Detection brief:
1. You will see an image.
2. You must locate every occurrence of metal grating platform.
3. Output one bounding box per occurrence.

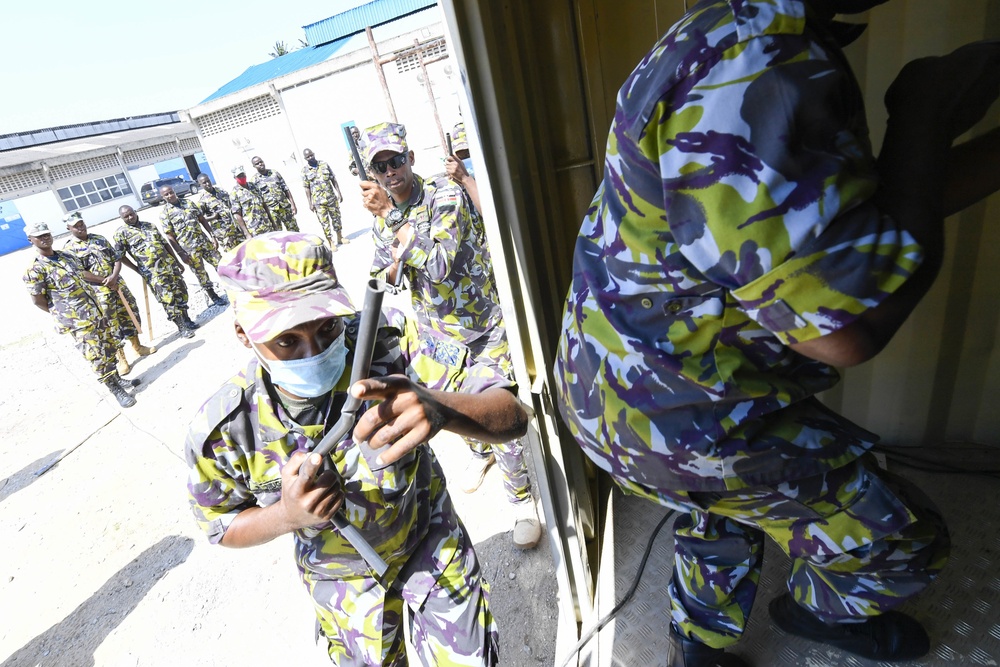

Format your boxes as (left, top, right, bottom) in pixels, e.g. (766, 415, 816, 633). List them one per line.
(587, 461, 1000, 667)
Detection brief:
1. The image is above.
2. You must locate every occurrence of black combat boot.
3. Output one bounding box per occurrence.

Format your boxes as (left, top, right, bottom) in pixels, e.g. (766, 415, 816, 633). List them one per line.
(182, 311, 200, 329)
(103, 376, 136, 408)
(114, 373, 141, 390)
(173, 317, 195, 338)
(769, 593, 929, 661)
(206, 287, 228, 307)
(667, 626, 749, 667)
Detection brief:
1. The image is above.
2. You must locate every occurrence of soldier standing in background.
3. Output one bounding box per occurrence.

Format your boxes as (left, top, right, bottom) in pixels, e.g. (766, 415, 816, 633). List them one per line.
(115, 204, 197, 339)
(251, 156, 298, 232)
(301, 147, 348, 250)
(62, 211, 155, 376)
(231, 165, 275, 237)
(23, 221, 139, 407)
(159, 184, 227, 308)
(195, 173, 248, 251)
(359, 122, 542, 550)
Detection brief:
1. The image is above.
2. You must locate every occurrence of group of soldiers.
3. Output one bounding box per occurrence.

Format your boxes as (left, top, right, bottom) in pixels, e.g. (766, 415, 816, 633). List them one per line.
(21, 148, 351, 408)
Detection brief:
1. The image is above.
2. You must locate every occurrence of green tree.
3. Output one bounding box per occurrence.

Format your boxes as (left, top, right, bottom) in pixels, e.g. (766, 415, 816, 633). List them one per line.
(269, 41, 290, 58)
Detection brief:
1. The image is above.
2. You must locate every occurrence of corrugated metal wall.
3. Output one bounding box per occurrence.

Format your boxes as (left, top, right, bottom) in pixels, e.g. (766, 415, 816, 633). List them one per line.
(818, 1, 1000, 447)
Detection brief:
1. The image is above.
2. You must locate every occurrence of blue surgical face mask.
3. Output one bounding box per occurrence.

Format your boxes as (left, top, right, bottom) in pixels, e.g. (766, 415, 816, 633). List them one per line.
(252, 329, 348, 398)
(461, 158, 475, 179)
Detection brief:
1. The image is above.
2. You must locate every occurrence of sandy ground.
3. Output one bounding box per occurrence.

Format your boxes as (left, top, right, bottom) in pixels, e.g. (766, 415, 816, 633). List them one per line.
(0, 199, 558, 666)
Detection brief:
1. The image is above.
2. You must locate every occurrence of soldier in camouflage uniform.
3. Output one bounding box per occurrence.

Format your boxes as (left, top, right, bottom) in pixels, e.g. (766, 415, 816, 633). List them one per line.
(195, 173, 249, 251)
(230, 165, 276, 237)
(63, 211, 155, 376)
(159, 184, 227, 308)
(301, 147, 348, 249)
(358, 122, 542, 550)
(554, 2, 1000, 665)
(185, 231, 528, 665)
(23, 221, 139, 408)
(251, 156, 298, 232)
(115, 204, 198, 339)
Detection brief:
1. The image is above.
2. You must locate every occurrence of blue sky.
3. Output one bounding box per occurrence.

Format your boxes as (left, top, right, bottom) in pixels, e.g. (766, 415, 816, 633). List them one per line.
(0, 0, 369, 135)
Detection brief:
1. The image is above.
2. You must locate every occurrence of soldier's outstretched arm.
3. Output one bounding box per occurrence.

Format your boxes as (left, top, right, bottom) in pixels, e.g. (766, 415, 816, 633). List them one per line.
(350, 375, 529, 466)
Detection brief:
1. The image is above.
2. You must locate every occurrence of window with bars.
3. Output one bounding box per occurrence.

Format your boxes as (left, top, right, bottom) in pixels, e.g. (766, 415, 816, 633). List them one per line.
(57, 173, 133, 212)
(195, 96, 282, 137)
(395, 40, 448, 73)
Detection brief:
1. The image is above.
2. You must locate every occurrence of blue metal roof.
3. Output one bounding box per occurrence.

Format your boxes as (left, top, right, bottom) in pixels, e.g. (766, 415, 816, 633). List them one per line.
(304, 0, 437, 46)
(199, 0, 440, 105)
(200, 37, 355, 103)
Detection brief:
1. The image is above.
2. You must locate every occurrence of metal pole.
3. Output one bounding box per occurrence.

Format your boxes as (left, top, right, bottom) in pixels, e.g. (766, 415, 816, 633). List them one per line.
(415, 39, 448, 155)
(367, 26, 397, 123)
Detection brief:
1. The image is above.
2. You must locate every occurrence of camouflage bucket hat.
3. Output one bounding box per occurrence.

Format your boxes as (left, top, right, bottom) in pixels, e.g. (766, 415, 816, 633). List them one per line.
(217, 232, 357, 343)
(359, 122, 407, 164)
(231, 165, 246, 176)
(24, 221, 51, 237)
(64, 211, 84, 225)
(452, 122, 469, 152)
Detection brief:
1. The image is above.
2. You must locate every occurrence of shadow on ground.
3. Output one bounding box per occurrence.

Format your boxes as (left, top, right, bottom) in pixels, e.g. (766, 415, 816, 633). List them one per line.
(1, 535, 195, 667)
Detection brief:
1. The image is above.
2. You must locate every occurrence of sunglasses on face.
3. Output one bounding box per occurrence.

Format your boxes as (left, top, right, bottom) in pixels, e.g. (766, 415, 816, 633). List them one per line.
(371, 154, 408, 174)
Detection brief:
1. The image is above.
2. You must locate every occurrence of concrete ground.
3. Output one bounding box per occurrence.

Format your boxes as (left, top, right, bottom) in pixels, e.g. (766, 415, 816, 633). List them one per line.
(0, 197, 557, 666)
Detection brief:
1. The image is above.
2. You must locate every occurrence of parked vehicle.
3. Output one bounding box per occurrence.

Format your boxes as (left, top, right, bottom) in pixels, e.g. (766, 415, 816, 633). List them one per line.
(140, 176, 198, 206)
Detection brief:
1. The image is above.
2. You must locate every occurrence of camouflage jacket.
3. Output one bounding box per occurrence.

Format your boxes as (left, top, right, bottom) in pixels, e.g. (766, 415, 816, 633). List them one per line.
(370, 173, 504, 345)
(196, 188, 245, 249)
(185, 309, 512, 578)
(113, 220, 182, 282)
(160, 199, 215, 255)
(301, 161, 339, 206)
(230, 183, 274, 236)
(62, 234, 120, 279)
(251, 168, 291, 208)
(23, 251, 102, 334)
(554, 0, 923, 495)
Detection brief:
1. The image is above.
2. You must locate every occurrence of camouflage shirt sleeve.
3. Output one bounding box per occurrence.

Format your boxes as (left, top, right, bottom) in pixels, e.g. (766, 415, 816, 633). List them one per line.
(23, 262, 46, 298)
(185, 379, 257, 545)
(651, 27, 922, 345)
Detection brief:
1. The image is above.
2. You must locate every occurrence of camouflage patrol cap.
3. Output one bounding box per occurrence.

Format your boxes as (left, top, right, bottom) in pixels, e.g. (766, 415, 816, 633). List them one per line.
(64, 211, 84, 226)
(24, 221, 51, 237)
(359, 122, 407, 164)
(231, 165, 246, 176)
(217, 231, 357, 343)
(452, 122, 469, 152)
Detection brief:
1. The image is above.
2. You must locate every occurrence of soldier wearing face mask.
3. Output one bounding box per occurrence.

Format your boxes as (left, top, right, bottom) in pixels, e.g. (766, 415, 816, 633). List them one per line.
(185, 231, 528, 666)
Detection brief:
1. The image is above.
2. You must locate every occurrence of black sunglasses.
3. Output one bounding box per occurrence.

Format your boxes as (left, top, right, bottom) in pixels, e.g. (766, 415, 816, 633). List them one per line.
(371, 154, 408, 174)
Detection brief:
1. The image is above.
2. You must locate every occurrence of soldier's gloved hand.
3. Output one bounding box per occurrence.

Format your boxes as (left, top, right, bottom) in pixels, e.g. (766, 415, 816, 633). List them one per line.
(280, 450, 344, 529)
(360, 181, 393, 218)
(351, 375, 449, 466)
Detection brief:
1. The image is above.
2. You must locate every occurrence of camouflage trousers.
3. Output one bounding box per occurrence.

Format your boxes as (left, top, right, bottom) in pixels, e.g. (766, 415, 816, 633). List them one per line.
(407, 320, 531, 505)
(269, 201, 298, 232)
(69, 321, 117, 380)
(306, 481, 499, 666)
(183, 246, 221, 293)
(94, 282, 139, 343)
(146, 268, 189, 321)
(315, 201, 343, 243)
(464, 326, 530, 504)
(652, 458, 950, 649)
(213, 222, 247, 252)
